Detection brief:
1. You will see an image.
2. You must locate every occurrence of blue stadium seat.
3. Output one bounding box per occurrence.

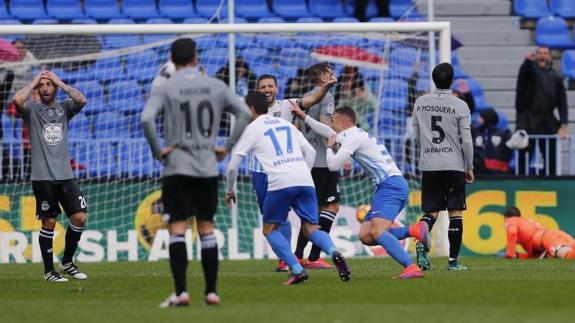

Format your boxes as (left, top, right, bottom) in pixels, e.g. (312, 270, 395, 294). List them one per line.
(309, 0, 346, 19)
(122, 0, 161, 20)
(369, 17, 395, 22)
(236, 0, 273, 19)
(119, 140, 154, 178)
(183, 17, 209, 23)
(220, 17, 248, 23)
(0, 1, 11, 18)
(0, 19, 22, 25)
(84, 0, 124, 20)
(107, 80, 144, 114)
(200, 47, 229, 70)
(272, 0, 314, 19)
(72, 80, 107, 114)
(143, 18, 175, 44)
(10, 0, 50, 20)
(46, 0, 86, 20)
(296, 17, 324, 23)
(104, 18, 142, 49)
(497, 111, 508, 130)
(333, 17, 360, 23)
(32, 18, 59, 24)
(514, 0, 551, 19)
(551, 0, 575, 19)
(389, 47, 419, 78)
(196, 0, 230, 18)
(561, 50, 575, 79)
(71, 18, 98, 24)
(346, 0, 378, 19)
(159, 0, 199, 19)
(68, 113, 93, 139)
(390, 0, 414, 19)
(125, 49, 160, 82)
(535, 16, 575, 49)
(90, 56, 125, 81)
(257, 17, 286, 23)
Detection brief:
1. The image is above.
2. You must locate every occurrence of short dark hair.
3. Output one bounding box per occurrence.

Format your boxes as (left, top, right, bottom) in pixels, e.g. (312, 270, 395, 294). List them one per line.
(503, 206, 521, 218)
(257, 74, 277, 87)
(170, 38, 197, 66)
(432, 62, 454, 89)
(245, 91, 268, 115)
(307, 62, 332, 83)
(334, 106, 356, 124)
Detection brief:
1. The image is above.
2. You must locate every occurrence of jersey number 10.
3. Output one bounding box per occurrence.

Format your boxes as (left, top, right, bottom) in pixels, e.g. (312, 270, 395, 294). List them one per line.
(264, 126, 293, 156)
(180, 100, 214, 138)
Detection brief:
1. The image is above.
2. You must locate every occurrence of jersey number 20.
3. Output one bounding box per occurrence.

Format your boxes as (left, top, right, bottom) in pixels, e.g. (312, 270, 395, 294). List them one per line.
(264, 126, 293, 156)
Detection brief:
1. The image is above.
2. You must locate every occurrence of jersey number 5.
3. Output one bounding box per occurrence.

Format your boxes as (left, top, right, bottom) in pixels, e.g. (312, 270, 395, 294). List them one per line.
(180, 100, 214, 138)
(264, 126, 293, 156)
(431, 115, 446, 144)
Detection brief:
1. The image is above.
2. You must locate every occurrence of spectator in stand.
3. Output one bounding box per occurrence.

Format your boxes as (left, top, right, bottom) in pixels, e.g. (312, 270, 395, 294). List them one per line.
(10, 39, 37, 96)
(453, 79, 476, 115)
(215, 58, 257, 97)
(472, 108, 513, 175)
(355, 0, 390, 22)
(515, 46, 568, 176)
(284, 68, 312, 100)
(334, 66, 376, 131)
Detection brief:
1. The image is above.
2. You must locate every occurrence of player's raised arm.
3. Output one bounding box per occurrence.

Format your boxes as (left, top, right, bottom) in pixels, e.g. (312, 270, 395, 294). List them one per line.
(12, 71, 43, 115)
(44, 71, 87, 111)
(141, 84, 166, 160)
(299, 63, 337, 110)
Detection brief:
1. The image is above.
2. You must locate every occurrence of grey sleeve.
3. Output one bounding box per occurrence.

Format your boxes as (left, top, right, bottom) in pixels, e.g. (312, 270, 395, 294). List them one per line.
(223, 88, 251, 152)
(319, 93, 335, 118)
(459, 108, 474, 170)
(412, 113, 420, 141)
(141, 86, 165, 159)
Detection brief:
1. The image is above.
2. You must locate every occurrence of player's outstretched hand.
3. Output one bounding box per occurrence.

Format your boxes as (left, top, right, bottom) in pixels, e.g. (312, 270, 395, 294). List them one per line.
(465, 169, 475, 184)
(225, 191, 236, 208)
(214, 147, 227, 161)
(288, 100, 306, 120)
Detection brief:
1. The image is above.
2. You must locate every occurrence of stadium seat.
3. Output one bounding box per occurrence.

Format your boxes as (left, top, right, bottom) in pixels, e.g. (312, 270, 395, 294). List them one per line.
(257, 17, 286, 23)
(91, 56, 125, 81)
(551, 0, 575, 19)
(346, 0, 378, 19)
(535, 16, 575, 49)
(107, 80, 144, 114)
(73, 80, 104, 101)
(0, 1, 11, 19)
(333, 17, 360, 23)
(369, 17, 395, 22)
(514, 0, 551, 19)
(389, 47, 419, 78)
(104, 18, 142, 49)
(183, 17, 209, 24)
(236, 0, 273, 19)
(220, 17, 248, 24)
(46, 0, 87, 20)
(71, 18, 98, 24)
(32, 18, 59, 24)
(125, 49, 160, 82)
(68, 113, 93, 139)
(196, 0, 230, 18)
(272, 0, 314, 19)
(143, 18, 175, 44)
(561, 50, 575, 79)
(159, 0, 200, 19)
(390, 0, 414, 19)
(10, 0, 51, 20)
(119, 140, 154, 177)
(0, 19, 22, 25)
(84, 0, 124, 20)
(122, 0, 161, 20)
(296, 17, 324, 23)
(309, 0, 347, 19)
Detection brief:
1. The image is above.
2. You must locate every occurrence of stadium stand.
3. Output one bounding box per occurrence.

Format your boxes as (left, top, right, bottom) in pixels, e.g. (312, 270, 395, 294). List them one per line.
(46, 0, 87, 20)
(84, 0, 124, 20)
(309, 0, 347, 19)
(236, 0, 274, 19)
(196, 0, 229, 18)
(513, 0, 551, 19)
(562, 50, 575, 79)
(9, 0, 50, 20)
(535, 16, 575, 49)
(122, 0, 161, 20)
(272, 0, 314, 19)
(159, 0, 200, 19)
(551, 0, 575, 19)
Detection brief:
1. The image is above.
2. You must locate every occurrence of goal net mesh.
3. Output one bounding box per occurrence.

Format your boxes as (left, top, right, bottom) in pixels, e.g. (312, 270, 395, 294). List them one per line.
(0, 27, 444, 263)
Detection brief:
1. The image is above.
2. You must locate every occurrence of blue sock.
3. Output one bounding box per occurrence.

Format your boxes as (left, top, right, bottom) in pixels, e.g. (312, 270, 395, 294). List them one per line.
(266, 230, 303, 274)
(376, 231, 413, 267)
(388, 227, 409, 240)
(279, 221, 292, 244)
(309, 230, 337, 257)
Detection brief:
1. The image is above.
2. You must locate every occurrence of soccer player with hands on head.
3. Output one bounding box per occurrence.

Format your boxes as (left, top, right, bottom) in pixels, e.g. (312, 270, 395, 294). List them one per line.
(291, 103, 429, 279)
(13, 69, 88, 282)
(225, 91, 351, 285)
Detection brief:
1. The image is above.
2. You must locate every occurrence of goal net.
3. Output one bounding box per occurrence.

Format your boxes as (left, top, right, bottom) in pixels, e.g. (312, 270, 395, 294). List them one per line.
(0, 22, 451, 264)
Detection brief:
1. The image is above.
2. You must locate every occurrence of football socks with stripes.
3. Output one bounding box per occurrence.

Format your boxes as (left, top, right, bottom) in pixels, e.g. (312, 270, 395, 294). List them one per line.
(420, 213, 437, 232)
(62, 223, 84, 265)
(266, 230, 304, 274)
(308, 210, 336, 262)
(376, 231, 413, 268)
(39, 228, 55, 274)
(200, 233, 219, 295)
(294, 229, 308, 260)
(448, 216, 463, 262)
(169, 235, 188, 296)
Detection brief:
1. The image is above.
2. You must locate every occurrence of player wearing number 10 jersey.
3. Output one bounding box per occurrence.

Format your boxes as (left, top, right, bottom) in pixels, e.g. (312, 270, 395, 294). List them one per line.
(142, 38, 251, 307)
(412, 62, 474, 271)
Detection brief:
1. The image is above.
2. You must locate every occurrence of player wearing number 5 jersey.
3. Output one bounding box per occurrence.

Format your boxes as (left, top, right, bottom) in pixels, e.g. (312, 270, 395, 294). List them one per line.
(412, 62, 474, 271)
(13, 70, 88, 283)
(142, 38, 251, 307)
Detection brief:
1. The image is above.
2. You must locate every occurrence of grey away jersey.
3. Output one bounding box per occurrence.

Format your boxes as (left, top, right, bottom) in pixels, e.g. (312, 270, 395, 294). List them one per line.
(21, 99, 83, 181)
(297, 87, 334, 168)
(141, 67, 251, 178)
(413, 89, 473, 172)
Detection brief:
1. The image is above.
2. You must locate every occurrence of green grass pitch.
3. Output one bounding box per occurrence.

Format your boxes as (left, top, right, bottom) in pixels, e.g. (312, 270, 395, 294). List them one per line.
(1, 257, 574, 323)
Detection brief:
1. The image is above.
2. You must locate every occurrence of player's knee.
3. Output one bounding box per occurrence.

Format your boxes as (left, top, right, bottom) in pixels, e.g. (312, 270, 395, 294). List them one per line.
(42, 218, 57, 230)
(262, 223, 279, 236)
(302, 222, 318, 238)
(359, 231, 373, 245)
(197, 220, 215, 236)
(70, 212, 87, 227)
(369, 226, 385, 241)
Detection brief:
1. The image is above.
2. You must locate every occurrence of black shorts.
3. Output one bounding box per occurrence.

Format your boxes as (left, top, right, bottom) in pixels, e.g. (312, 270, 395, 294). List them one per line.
(311, 168, 340, 206)
(421, 171, 467, 213)
(162, 175, 218, 223)
(32, 180, 87, 219)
